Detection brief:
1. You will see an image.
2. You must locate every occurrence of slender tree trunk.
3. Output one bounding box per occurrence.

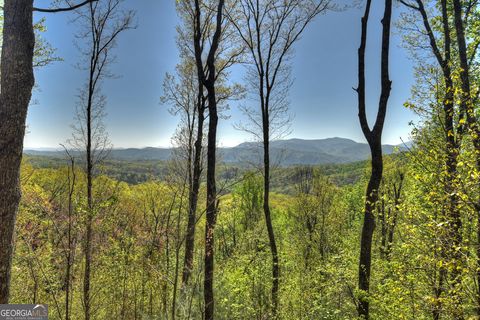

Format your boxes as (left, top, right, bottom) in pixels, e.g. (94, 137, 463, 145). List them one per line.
(262, 129, 279, 314)
(173, 184, 186, 320)
(172, 245, 181, 320)
(66, 222, 72, 319)
(83, 47, 95, 320)
(385, 176, 403, 260)
(204, 93, 218, 320)
(476, 202, 480, 318)
(66, 157, 76, 320)
(379, 198, 387, 258)
(356, 0, 392, 318)
(182, 99, 205, 286)
(356, 0, 373, 315)
(358, 143, 383, 318)
(27, 259, 38, 304)
(0, 0, 35, 304)
(120, 253, 129, 320)
(191, 0, 224, 317)
(83, 145, 93, 320)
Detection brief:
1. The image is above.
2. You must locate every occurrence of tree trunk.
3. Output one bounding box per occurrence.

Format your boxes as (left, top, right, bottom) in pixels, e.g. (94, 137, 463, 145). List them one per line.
(83, 43, 95, 320)
(263, 129, 279, 314)
(477, 203, 480, 318)
(356, 0, 392, 318)
(0, 0, 35, 304)
(191, 1, 224, 317)
(66, 156, 76, 320)
(379, 198, 387, 258)
(358, 142, 383, 318)
(385, 175, 403, 260)
(204, 88, 218, 320)
(182, 98, 205, 286)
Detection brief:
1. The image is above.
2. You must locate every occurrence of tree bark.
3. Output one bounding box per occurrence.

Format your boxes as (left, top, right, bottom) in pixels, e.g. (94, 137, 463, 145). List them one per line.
(182, 95, 205, 286)
(83, 37, 95, 320)
(66, 155, 76, 320)
(203, 96, 218, 320)
(0, 0, 35, 304)
(262, 118, 279, 314)
(191, 0, 225, 318)
(356, 0, 392, 318)
(358, 143, 383, 318)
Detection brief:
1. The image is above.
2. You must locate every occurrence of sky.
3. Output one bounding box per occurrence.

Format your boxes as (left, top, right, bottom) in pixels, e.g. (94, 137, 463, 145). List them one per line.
(25, 0, 418, 149)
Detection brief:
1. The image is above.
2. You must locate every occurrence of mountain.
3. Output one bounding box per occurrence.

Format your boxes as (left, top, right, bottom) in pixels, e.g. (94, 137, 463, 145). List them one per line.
(24, 137, 406, 165)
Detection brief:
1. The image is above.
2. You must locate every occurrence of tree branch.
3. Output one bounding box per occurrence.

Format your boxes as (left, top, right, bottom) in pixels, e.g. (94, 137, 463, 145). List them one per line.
(33, 0, 98, 13)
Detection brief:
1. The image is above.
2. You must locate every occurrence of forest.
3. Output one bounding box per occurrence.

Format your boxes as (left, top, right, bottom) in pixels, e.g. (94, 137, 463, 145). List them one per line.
(1, 0, 480, 319)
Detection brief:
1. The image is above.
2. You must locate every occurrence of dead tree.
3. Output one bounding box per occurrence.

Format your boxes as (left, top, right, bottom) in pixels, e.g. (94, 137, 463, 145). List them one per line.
(355, 0, 392, 318)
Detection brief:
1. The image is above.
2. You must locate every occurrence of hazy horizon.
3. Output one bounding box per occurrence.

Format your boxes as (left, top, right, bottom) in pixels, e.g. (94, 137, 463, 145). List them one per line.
(23, 136, 412, 151)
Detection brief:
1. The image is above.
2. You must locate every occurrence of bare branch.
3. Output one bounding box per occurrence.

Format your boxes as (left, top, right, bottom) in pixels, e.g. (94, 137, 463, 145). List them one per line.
(33, 0, 99, 13)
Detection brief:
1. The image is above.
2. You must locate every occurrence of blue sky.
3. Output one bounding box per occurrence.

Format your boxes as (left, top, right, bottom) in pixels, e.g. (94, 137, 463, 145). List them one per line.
(25, 1, 417, 149)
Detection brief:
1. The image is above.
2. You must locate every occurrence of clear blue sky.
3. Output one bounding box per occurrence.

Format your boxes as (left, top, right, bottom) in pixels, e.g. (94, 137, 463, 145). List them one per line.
(25, 1, 417, 149)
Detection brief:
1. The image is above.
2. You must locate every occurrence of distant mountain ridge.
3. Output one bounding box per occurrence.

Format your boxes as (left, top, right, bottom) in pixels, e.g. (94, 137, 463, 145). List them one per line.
(24, 137, 407, 165)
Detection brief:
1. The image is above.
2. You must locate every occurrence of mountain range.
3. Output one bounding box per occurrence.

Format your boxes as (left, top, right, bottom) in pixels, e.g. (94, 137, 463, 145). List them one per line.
(25, 137, 408, 166)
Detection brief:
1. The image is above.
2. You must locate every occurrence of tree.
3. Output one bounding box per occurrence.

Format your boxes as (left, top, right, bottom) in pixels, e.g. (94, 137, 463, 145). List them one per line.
(355, 0, 392, 318)
(165, 62, 206, 288)
(68, 1, 134, 318)
(0, 0, 98, 304)
(378, 170, 404, 261)
(451, 1, 480, 315)
(227, 0, 331, 313)
(188, 0, 227, 318)
(399, 0, 480, 316)
(174, 0, 243, 291)
(62, 147, 77, 320)
(293, 167, 336, 266)
(162, 60, 206, 318)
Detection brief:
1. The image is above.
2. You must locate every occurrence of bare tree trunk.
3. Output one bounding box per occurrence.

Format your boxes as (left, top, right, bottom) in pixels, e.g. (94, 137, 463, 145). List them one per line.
(358, 143, 383, 318)
(83, 49, 95, 320)
(183, 97, 205, 286)
(27, 259, 38, 304)
(385, 175, 403, 260)
(204, 93, 218, 320)
(356, 0, 392, 318)
(262, 130, 279, 314)
(66, 155, 76, 320)
(191, 0, 225, 318)
(173, 183, 187, 320)
(76, 3, 132, 317)
(0, 0, 35, 304)
(172, 245, 181, 320)
(379, 198, 387, 258)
